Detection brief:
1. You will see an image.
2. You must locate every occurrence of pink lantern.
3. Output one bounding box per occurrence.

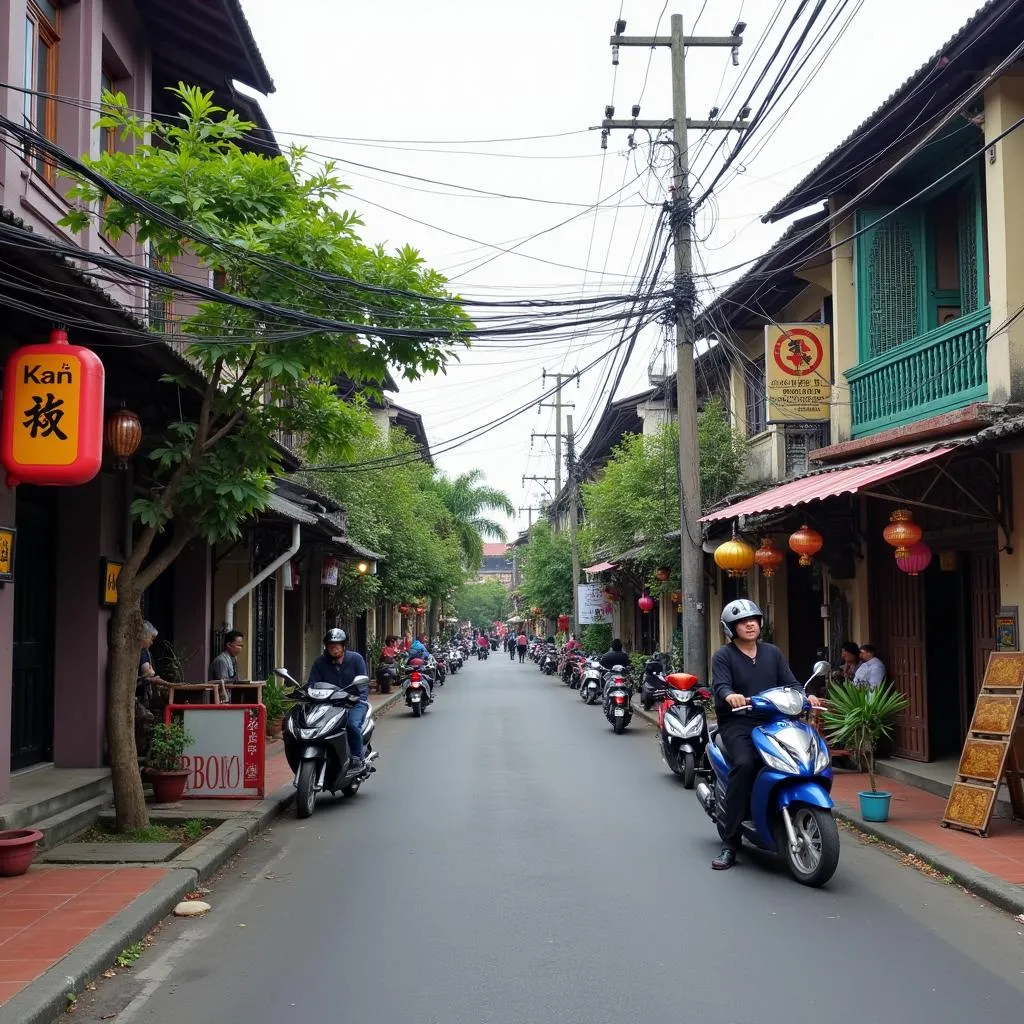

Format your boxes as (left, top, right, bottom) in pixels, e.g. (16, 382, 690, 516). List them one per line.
(896, 541, 933, 576)
(638, 592, 655, 614)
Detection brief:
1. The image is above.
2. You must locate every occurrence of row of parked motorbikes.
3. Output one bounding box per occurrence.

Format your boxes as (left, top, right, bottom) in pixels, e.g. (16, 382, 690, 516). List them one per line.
(531, 638, 840, 888)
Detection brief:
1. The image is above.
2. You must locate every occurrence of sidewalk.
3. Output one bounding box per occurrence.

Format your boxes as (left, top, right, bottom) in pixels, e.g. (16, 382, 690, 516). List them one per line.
(631, 700, 1024, 915)
(0, 688, 403, 1024)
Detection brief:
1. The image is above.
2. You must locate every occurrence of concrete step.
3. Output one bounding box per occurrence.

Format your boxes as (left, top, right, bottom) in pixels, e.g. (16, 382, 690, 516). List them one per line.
(32, 794, 112, 850)
(0, 768, 112, 831)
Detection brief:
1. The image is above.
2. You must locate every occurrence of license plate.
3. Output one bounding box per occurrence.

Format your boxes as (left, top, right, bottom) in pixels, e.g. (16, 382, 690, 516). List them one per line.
(614, 708, 625, 717)
(410, 693, 421, 701)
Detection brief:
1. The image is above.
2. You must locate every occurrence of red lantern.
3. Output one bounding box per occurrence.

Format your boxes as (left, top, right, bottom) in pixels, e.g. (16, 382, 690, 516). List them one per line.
(416, 605, 426, 615)
(882, 509, 923, 559)
(399, 604, 410, 615)
(788, 524, 823, 567)
(638, 592, 655, 614)
(557, 614, 570, 632)
(655, 567, 671, 582)
(754, 538, 784, 578)
(1, 328, 105, 487)
(896, 541, 933, 576)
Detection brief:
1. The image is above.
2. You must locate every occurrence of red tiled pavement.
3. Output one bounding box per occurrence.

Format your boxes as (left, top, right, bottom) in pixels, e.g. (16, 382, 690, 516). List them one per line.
(831, 771, 1024, 884)
(0, 866, 166, 1003)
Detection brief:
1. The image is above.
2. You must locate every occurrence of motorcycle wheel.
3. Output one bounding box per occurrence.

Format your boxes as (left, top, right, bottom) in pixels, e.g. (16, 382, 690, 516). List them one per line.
(296, 760, 317, 819)
(586, 691, 598, 705)
(681, 752, 696, 790)
(776, 806, 840, 888)
(662, 738, 684, 777)
(613, 715, 626, 734)
(412, 702, 423, 718)
(342, 779, 361, 797)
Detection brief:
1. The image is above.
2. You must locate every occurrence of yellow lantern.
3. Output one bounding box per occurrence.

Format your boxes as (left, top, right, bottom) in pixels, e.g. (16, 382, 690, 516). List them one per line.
(882, 508, 923, 559)
(714, 538, 755, 578)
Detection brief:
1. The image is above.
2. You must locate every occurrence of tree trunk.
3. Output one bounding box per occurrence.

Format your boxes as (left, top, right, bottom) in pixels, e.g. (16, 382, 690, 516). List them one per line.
(108, 572, 149, 831)
(428, 598, 440, 640)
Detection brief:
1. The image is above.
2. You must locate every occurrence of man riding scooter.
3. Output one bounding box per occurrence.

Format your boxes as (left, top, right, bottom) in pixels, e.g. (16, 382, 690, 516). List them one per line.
(308, 628, 370, 771)
(710, 599, 821, 871)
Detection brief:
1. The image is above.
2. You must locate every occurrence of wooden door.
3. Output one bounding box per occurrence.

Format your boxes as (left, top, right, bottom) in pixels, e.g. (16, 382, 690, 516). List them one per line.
(970, 550, 999, 697)
(873, 541, 928, 760)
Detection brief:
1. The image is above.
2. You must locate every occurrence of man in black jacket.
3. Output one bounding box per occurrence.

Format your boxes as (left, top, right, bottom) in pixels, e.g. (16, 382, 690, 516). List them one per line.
(598, 638, 629, 670)
(710, 599, 820, 871)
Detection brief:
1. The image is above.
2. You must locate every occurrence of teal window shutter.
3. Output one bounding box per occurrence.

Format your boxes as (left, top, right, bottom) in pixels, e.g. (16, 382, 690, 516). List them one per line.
(855, 208, 921, 358)
(957, 175, 981, 314)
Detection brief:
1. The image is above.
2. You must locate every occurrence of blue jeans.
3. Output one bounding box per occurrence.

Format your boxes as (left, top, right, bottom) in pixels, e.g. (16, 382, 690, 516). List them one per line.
(347, 700, 368, 763)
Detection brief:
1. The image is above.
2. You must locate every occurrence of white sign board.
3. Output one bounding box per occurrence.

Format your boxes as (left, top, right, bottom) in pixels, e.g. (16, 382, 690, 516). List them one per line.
(578, 583, 613, 625)
(172, 706, 265, 798)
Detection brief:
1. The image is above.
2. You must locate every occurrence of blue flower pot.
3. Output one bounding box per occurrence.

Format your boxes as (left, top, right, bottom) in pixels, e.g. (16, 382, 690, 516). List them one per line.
(858, 790, 892, 822)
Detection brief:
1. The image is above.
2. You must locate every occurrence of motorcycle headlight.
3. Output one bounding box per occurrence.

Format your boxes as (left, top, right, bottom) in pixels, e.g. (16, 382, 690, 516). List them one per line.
(813, 736, 831, 774)
(680, 715, 704, 739)
(760, 735, 799, 773)
(670, 689, 693, 703)
(307, 687, 334, 700)
(297, 727, 319, 740)
(663, 714, 686, 738)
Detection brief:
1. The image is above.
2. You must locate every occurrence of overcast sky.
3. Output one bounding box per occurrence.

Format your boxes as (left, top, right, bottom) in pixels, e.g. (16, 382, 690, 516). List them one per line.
(239, 0, 980, 539)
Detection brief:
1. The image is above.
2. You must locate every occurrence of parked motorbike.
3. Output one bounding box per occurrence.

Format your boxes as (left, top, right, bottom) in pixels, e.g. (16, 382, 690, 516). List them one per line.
(695, 661, 839, 887)
(580, 659, 604, 704)
(274, 668, 378, 820)
(542, 646, 558, 676)
(602, 666, 633, 733)
(639, 658, 667, 711)
(657, 672, 711, 788)
(448, 647, 462, 673)
(433, 649, 448, 686)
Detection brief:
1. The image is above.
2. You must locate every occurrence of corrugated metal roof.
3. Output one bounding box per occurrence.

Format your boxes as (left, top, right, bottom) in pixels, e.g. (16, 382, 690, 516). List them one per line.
(700, 447, 954, 522)
(764, 0, 1009, 223)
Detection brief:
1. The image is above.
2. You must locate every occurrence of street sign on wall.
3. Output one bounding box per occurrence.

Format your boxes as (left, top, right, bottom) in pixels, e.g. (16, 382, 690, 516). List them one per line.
(165, 705, 266, 798)
(764, 324, 832, 422)
(578, 583, 613, 624)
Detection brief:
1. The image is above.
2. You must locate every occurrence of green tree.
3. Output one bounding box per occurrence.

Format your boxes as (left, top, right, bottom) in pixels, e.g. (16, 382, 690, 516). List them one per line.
(520, 520, 573, 616)
(61, 86, 469, 830)
(452, 579, 510, 627)
(698, 396, 748, 509)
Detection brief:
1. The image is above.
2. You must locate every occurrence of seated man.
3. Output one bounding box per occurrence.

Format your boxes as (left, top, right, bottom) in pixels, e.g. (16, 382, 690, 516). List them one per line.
(208, 629, 244, 704)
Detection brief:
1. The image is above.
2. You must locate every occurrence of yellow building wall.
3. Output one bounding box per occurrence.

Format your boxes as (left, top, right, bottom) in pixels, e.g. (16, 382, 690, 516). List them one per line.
(211, 552, 253, 680)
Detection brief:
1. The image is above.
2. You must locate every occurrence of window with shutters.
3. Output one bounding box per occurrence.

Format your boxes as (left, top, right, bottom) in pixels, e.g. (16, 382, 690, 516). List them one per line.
(744, 356, 766, 438)
(857, 210, 921, 359)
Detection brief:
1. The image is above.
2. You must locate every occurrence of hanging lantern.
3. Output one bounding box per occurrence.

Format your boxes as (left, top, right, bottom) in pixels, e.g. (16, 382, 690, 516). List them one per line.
(714, 538, 755, 578)
(638, 591, 655, 613)
(896, 541, 933, 576)
(669, 590, 681, 603)
(655, 567, 671, 582)
(399, 604, 410, 615)
(788, 524, 823, 567)
(321, 555, 339, 586)
(104, 406, 142, 470)
(557, 614, 570, 632)
(754, 537, 784, 578)
(882, 508, 923, 559)
(531, 606, 543, 616)
(1, 328, 105, 487)
(416, 605, 426, 615)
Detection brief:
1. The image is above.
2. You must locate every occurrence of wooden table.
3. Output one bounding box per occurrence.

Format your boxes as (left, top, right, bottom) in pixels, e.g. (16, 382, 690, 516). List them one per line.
(166, 683, 217, 705)
(224, 682, 264, 705)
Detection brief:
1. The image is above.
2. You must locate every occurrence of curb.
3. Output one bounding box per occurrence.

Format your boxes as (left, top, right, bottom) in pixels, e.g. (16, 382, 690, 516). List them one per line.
(2, 689, 407, 1024)
(832, 803, 1024, 917)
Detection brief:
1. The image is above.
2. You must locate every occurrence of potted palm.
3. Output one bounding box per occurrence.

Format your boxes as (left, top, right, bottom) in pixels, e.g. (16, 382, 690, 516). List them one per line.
(146, 720, 194, 803)
(262, 677, 293, 740)
(822, 681, 909, 822)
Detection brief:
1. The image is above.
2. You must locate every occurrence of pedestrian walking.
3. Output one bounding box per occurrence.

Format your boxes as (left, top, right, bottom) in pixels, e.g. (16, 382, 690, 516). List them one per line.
(516, 629, 528, 663)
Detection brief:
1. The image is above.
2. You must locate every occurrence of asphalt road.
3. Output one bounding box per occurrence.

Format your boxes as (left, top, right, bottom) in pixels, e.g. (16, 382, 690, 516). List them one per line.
(73, 653, 1024, 1024)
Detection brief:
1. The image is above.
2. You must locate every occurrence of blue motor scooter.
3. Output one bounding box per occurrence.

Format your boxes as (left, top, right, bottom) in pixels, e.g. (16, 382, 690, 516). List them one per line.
(696, 661, 839, 887)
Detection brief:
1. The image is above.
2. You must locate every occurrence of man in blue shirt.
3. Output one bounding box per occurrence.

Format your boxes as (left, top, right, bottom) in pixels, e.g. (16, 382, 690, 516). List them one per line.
(408, 636, 428, 660)
(308, 628, 369, 769)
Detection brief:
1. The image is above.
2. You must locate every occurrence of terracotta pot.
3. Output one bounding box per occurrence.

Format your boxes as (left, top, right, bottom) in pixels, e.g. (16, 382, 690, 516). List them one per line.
(147, 769, 190, 804)
(266, 719, 283, 741)
(0, 828, 44, 877)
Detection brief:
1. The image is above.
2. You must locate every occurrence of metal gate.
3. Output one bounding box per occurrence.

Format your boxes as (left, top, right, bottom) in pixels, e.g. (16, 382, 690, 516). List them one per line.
(251, 574, 276, 682)
(11, 490, 56, 769)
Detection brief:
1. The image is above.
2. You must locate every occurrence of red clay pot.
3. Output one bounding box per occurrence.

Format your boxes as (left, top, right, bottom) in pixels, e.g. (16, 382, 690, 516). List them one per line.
(147, 769, 190, 804)
(0, 828, 44, 876)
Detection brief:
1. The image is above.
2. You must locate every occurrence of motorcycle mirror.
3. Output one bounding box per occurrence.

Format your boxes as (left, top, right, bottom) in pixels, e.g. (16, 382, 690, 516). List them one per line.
(272, 667, 299, 687)
(352, 675, 370, 689)
(811, 660, 830, 679)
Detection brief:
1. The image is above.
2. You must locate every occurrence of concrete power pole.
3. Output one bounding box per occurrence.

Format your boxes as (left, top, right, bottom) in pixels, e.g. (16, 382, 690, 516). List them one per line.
(566, 415, 581, 634)
(603, 13, 746, 679)
(540, 370, 575, 498)
(518, 505, 544, 529)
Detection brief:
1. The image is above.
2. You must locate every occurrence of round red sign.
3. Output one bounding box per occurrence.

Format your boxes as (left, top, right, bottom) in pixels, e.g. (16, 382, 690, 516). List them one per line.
(772, 328, 824, 378)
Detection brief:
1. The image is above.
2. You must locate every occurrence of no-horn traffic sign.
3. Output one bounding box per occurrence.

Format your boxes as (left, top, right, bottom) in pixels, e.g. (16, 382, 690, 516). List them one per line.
(764, 324, 832, 422)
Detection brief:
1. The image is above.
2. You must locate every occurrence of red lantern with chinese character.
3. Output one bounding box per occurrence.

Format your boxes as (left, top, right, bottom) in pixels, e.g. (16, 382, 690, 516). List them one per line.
(714, 538, 755, 578)
(882, 508, 923, 559)
(1, 328, 105, 487)
(557, 614, 570, 632)
(754, 538, 784, 578)
(638, 592, 655, 613)
(788, 524, 823, 567)
(655, 567, 670, 582)
(105, 406, 142, 470)
(896, 541, 932, 576)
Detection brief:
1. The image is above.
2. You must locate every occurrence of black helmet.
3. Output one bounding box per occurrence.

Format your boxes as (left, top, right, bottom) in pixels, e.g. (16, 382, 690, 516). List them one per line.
(324, 628, 348, 646)
(720, 599, 763, 640)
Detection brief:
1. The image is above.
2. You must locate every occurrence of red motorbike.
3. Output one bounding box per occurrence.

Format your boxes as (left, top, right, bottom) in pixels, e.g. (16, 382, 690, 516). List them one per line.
(657, 672, 712, 789)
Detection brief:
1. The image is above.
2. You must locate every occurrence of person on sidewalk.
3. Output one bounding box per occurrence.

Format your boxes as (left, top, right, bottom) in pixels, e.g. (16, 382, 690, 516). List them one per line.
(507, 632, 518, 661)
(710, 599, 821, 871)
(838, 642, 860, 682)
(854, 643, 887, 688)
(517, 630, 528, 663)
(308, 628, 369, 770)
(209, 629, 244, 704)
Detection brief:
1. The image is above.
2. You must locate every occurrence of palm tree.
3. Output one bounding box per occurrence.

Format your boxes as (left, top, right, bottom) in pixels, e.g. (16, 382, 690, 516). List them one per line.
(431, 470, 514, 571)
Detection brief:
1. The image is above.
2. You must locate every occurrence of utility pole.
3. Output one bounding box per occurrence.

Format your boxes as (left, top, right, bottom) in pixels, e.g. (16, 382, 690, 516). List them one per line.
(518, 505, 543, 529)
(522, 475, 556, 505)
(540, 370, 575, 496)
(604, 13, 746, 680)
(566, 415, 581, 635)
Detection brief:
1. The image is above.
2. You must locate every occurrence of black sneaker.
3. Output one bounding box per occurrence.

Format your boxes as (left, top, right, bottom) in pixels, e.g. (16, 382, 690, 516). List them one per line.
(711, 847, 738, 870)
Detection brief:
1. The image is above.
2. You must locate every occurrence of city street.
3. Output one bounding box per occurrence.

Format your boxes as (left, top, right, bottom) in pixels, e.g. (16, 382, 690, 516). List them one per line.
(74, 655, 1024, 1024)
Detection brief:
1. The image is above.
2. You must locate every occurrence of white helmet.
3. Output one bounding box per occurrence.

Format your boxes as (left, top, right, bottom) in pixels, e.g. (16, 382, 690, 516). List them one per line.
(721, 599, 763, 640)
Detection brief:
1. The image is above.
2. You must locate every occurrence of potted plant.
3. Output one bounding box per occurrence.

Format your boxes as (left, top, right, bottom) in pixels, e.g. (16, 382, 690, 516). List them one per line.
(0, 828, 44, 876)
(146, 720, 194, 803)
(822, 681, 909, 822)
(262, 677, 293, 739)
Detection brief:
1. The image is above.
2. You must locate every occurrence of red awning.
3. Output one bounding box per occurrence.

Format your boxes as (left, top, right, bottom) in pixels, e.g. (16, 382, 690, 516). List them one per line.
(700, 447, 954, 523)
(584, 560, 616, 573)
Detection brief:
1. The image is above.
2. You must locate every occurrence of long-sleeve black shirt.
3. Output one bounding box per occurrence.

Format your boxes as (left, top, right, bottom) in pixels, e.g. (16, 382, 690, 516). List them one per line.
(711, 641, 799, 718)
